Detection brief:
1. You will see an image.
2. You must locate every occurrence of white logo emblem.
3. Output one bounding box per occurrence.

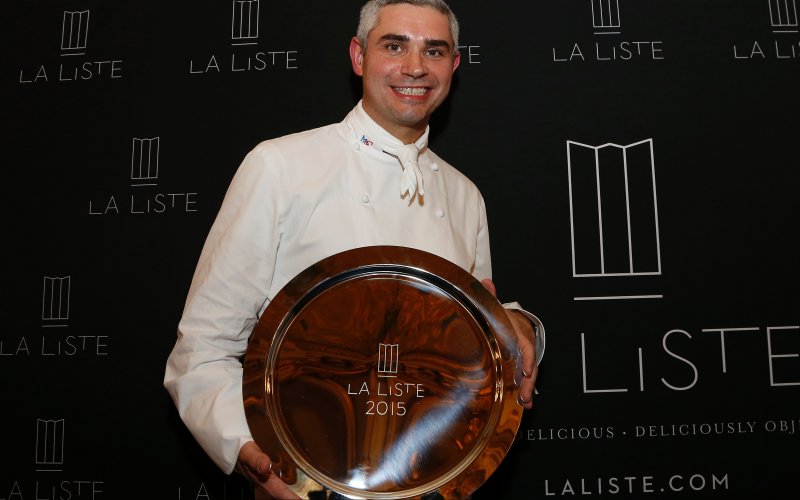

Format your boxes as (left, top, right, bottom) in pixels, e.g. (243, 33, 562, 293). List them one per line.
(591, 0, 621, 34)
(769, 0, 799, 32)
(42, 276, 71, 324)
(567, 139, 662, 279)
(377, 343, 400, 377)
(232, 0, 260, 44)
(61, 10, 90, 54)
(36, 418, 66, 471)
(131, 137, 160, 186)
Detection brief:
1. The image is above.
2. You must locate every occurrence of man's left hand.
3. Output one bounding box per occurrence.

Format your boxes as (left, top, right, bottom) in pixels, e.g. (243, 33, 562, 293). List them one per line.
(481, 279, 538, 410)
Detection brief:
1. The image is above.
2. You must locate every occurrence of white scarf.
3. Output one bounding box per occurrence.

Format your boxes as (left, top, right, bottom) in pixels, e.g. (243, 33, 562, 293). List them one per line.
(351, 101, 429, 199)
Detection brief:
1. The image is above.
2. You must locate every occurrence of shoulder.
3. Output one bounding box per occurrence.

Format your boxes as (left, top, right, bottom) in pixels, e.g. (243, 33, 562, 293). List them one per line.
(233, 121, 349, 182)
(250, 121, 347, 161)
(231, 121, 352, 194)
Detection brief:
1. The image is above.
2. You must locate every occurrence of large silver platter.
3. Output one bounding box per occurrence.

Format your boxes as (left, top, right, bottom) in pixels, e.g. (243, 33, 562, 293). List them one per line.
(243, 246, 522, 499)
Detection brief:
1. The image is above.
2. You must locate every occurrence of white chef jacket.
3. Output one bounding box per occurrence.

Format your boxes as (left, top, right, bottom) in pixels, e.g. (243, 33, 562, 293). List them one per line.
(164, 102, 543, 474)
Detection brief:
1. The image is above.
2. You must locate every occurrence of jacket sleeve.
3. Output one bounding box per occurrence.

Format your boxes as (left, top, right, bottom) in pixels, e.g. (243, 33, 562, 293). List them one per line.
(164, 144, 282, 473)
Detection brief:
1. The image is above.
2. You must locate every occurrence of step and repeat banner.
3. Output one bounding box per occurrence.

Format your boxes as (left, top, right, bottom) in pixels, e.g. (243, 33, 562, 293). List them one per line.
(3, 1, 798, 498)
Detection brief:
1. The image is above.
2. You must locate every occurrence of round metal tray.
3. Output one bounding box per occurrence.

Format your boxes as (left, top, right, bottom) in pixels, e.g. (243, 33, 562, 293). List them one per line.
(243, 246, 522, 499)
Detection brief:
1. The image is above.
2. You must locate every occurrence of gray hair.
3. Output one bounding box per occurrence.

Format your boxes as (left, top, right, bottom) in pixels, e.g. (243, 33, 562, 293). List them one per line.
(356, 0, 460, 56)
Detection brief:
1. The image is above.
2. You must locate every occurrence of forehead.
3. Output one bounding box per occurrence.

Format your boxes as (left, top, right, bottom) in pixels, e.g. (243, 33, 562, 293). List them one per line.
(370, 4, 453, 44)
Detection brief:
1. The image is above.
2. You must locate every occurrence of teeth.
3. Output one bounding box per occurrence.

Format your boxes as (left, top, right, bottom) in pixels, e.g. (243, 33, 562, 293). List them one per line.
(396, 87, 428, 96)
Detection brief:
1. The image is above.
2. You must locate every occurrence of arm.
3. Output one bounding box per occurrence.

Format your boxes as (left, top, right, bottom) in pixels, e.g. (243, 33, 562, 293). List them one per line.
(164, 146, 297, 499)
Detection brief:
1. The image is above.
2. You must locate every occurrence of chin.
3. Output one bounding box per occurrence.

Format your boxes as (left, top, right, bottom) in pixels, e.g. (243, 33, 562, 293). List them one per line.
(392, 108, 432, 126)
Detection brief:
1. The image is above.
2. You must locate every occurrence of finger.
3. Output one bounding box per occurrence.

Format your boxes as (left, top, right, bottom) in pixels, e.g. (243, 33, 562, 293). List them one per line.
(506, 311, 537, 409)
(237, 442, 272, 483)
(518, 331, 536, 382)
(509, 312, 536, 380)
(516, 325, 537, 408)
(516, 342, 537, 409)
(517, 361, 538, 409)
(480, 278, 497, 298)
(239, 443, 300, 499)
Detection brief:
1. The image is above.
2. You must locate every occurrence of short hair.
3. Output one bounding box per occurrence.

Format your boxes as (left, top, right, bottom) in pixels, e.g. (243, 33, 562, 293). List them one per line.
(356, 0, 460, 55)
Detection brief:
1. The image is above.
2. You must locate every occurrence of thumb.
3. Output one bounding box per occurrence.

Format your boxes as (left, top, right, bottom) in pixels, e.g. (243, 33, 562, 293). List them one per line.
(255, 454, 270, 476)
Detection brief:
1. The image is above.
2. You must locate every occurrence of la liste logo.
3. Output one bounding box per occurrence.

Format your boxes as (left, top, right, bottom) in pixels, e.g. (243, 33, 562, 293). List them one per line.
(769, 0, 799, 33)
(567, 139, 663, 302)
(591, 0, 622, 34)
(35, 419, 66, 472)
(42, 276, 71, 327)
(377, 343, 400, 377)
(19, 10, 124, 84)
(0, 419, 105, 499)
(0, 275, 111, 357)
(733, 0, 800, 60)
(553, 0, 665, 63)
(347, 341, 426, 417)
(563, 137, 799, 398)
(189, 0, 299, 74)
(88, 137, 199, 216)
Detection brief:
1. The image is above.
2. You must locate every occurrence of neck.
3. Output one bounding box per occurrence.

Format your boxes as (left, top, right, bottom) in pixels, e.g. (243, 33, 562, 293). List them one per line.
(391, 125, 426, 145)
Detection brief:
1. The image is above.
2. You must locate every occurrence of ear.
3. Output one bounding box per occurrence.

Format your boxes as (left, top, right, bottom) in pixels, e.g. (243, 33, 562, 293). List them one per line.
(349, 37, 365, 76)
(451, 50, 461, 73)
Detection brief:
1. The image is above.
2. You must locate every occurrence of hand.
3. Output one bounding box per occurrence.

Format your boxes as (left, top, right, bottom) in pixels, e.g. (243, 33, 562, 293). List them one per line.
(481, 279, 538, 410)
(236, 441, 300, 499)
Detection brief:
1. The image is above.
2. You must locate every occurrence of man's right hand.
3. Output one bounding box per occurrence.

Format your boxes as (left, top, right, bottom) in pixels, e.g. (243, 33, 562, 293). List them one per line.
(236, 441, 300, 499)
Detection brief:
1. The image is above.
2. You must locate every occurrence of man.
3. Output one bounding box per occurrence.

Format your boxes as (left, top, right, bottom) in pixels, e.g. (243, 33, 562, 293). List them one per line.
(165, 1, 543, 498)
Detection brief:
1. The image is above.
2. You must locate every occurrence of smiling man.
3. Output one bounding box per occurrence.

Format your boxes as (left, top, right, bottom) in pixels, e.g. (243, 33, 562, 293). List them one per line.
(165, 1, 543, 498)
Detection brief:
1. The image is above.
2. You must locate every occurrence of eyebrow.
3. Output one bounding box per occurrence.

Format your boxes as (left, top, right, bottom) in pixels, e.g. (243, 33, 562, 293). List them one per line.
(378, 33, 452, 51)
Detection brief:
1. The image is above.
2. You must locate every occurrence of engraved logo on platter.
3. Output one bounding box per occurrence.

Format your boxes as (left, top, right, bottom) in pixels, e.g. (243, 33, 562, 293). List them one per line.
(347, 342, 425, 416)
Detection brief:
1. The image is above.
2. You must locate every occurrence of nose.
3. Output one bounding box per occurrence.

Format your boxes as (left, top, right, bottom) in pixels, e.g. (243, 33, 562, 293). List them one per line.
(402, 51, 427, 78)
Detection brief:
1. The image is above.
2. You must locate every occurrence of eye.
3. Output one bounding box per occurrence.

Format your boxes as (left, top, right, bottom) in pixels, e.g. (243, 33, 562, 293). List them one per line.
(424, 48, 445, 58)
(385, 43, 403, 53)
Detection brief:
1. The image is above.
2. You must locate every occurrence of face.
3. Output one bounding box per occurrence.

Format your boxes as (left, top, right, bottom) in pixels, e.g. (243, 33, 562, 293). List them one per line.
(350, 4, 461, 144)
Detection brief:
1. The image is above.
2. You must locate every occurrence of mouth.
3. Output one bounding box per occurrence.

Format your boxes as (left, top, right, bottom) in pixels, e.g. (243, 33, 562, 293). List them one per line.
(393, 87, 429, 97)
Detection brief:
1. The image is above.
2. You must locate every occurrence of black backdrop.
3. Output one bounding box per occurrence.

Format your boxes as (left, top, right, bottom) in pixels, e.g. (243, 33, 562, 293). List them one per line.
(3, 1, 798, 498)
